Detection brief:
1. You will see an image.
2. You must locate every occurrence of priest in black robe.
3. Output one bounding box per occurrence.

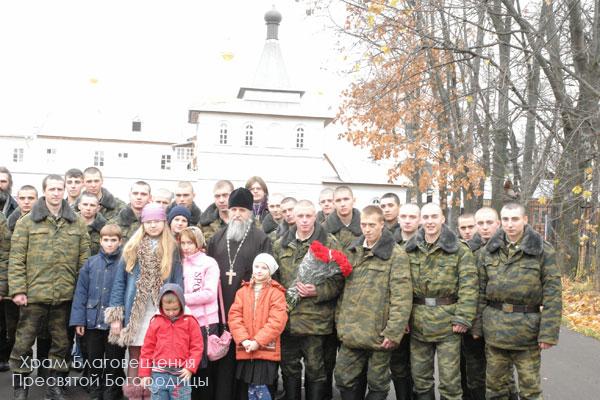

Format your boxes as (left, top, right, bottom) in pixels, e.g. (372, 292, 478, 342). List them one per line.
(207, 187, 272, 400)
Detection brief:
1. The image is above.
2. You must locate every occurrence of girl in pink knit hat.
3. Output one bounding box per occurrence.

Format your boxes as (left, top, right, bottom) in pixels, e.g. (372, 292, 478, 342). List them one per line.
(104, 202, 184, 400)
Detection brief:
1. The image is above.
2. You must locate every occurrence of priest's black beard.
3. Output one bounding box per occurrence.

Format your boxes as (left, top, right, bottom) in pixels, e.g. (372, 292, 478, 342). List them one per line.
(226, 218, 253, 242)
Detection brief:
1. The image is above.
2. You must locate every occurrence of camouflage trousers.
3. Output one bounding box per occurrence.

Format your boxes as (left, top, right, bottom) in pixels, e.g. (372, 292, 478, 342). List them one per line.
(9, 302, 70, 374)
(411, 334, 462, 400)
(280, 332, 326, 382)
(486, 344, 541, 400)
(334, 344, 391, 392)
(462, 335, 519, 396)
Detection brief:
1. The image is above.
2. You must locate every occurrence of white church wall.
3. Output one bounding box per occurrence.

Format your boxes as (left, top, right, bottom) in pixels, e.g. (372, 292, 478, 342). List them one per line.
(0, 135, 193, 200)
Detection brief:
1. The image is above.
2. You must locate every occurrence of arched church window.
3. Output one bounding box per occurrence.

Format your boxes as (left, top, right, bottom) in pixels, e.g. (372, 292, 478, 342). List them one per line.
(296, 127, 305, 148)
(245, 124, 254, 146)
(219, 123, 228, 145)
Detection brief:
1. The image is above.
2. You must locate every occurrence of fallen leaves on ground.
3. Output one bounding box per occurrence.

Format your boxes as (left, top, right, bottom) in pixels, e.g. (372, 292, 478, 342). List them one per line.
(562, 277, 600, 340)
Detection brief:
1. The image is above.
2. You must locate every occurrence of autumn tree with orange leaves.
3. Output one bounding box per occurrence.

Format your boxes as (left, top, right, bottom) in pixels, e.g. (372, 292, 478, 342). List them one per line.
(335, 1, 486, 221)
(316, 0, 600, 284)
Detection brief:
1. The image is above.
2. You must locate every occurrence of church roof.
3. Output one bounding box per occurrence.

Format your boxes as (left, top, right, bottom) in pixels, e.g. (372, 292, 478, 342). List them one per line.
(323, 152, 412, 187)
(188, 98, 333, 125)
(190, 7, 330, 125)
(238, 7, 304, 99)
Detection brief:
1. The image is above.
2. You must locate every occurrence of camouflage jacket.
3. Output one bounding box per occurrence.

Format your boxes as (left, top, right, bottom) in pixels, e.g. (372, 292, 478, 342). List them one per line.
(322, 208, 362, 253)
(0, 213, 10, 296)
(405, 225, 478, 342)
(74, 188, 126, 221)
(473, 226, 562, 350)
(108, 205, 140, 244)
(273, 224, 343, 336)
(9, 198, 90, 303)
(86, 212, 107, 255)
(337, 229, 413, 350)
(199, 203, 226, 242)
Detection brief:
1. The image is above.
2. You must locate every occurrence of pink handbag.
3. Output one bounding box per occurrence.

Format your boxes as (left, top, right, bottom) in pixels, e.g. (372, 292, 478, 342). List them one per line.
(206, 280, 232, 361)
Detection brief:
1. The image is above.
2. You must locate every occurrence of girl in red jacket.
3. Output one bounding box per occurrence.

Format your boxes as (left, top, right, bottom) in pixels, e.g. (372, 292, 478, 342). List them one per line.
(228, 253, 288, 400)
(140, 283, 203, 400)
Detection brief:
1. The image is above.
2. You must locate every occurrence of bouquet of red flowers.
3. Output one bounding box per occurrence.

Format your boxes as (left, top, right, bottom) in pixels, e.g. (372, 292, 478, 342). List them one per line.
(286, 240, 353, 311)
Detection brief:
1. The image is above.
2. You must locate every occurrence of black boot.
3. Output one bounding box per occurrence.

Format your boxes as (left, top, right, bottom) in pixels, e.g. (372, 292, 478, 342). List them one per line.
(339, 386, 365, 400)
(324, 372, 334, 400)
(365, 390, 388, 400)
(282, 376, 301, 400)
(13, 373, 30, 400)
(414, 389, 435, 400)
(305, 380, 327, 400)
(103, 386, 124, 400)
(469, 387, 486, 400)
(90, 385, 104, 400)
(44, 371, 67, 400)
(508, 392, 520, 400)
(393, 378, 413, 400)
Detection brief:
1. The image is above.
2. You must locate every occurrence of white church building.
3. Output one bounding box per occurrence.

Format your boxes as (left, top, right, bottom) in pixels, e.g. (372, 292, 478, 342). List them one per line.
(0, 8, 410, 209)
(187, 8, 410, 207)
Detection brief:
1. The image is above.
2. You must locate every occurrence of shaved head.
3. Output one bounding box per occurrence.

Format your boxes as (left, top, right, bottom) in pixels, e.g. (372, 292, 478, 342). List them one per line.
(475, 207, 500, 241)
(421, 203, 445, 241)
(421, 203, 443, 215)
(399, 203, 420, 216)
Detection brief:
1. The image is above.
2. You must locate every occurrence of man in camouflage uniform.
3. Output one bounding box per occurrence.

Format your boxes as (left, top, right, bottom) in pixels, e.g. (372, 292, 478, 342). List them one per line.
(0, 213, 10, 371)
(473, 203, 561, 400)
(335, 206, 413, 400)
(379, 193, 401, 233)
(9, 174, 90, 400)
(456, 212, 478, 399)
(322, 186, 363, 398)
(274, 200, 343, 400)
(276, 197, 297, 240)
(2, 185, 46, 375)
(64, 168, 84, 209)
(317, 188, 334, 224)
(7, 185, 38, 233)
(78, 192, 107, 255)
(108, 180, 151, 243)
(0, 213, 9, 297)
(394, 203, 420, 246)
(457, 214, 477, 242)
(199, 180, 233, 241)
(323, 186, 362, 250)
(167, 180, 202, 225)
(76, 167, 126, 221)
(462, 207, 519, 400)
(405, 203, 477, 400)
(152, 187, 173, 209)
(262, 193, 284, 240)
(390, 202, 420, 400)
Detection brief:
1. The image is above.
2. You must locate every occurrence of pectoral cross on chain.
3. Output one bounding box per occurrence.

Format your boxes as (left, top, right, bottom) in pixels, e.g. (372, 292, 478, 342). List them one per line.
(226, 269, 237, 285)
(226, 225, 250, 286)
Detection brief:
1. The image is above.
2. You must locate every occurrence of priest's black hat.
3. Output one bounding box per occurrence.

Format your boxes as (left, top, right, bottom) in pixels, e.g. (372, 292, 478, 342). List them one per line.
(228, 187, 254, 210)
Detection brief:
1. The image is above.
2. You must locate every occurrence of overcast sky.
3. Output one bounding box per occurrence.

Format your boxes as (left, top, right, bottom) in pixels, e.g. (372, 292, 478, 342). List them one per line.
(0, 0, 351, 137)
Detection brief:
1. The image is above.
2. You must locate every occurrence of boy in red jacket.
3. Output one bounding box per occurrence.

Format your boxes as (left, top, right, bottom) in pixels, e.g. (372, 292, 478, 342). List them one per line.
(140, 283, 203, 400)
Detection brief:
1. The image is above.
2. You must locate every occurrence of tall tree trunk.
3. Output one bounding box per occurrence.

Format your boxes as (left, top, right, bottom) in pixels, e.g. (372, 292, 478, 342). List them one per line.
(489, 0, 512, 212)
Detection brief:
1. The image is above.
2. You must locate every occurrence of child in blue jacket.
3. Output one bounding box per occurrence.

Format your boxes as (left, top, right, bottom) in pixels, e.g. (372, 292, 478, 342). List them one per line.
(70, 224, 126, 400)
